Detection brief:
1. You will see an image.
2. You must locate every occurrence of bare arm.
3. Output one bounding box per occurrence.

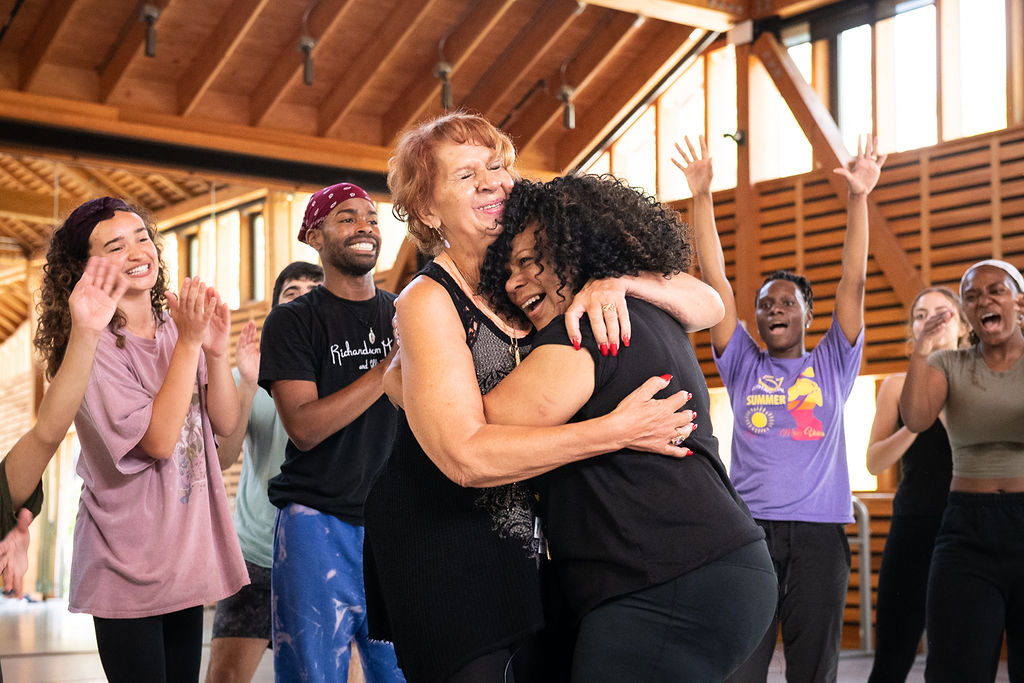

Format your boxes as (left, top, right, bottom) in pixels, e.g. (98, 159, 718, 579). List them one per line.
(215, 320, 260, 470)
(399, 277, 691, 488)
(674, 135, 738, 356)
(202, 290, 239, 437)
(271, 346, 396, 452)
(899, 311, 951, 432)
(141, 278, 214, 459)
(833, 135, 886, 344)
(562, 273, 725, 352)
(4, 256, 128, 508)
(865, 373, 919, 475)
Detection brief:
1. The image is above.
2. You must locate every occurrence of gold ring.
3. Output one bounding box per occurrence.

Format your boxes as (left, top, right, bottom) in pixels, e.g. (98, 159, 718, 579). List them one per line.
(670, 435, 686, 447)
(601, 303, 617, 313)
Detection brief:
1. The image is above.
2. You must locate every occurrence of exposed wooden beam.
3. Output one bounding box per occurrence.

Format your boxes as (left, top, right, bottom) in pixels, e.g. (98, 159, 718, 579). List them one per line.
(0, 262, 28, 288)
(752, 31, 924, 306)
(152, 186, 266, 229)
(178, 0, 271, 116)
(99, 0, 170, 103)
(556, 22, 705, 170)
(506, 11, 644, 152)
(461, 0, 586, 121)
(0, 188, 76, 224)
(381, 0, 517, 143)
(582, 0, 740, 31)
(319, 0, 443, 138)
(747, 0, 837, 19)
(18, 0, 77, 91)
(249, 0, 358, 127)
(379, 236, 420, 294)
(734, 42, 758, 326)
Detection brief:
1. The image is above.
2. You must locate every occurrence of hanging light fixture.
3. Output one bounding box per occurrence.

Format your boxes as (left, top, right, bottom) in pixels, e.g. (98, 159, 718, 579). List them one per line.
(559, 85, 575, 130)
(435, 62, 453, 110)
(141, 4, 161, 58)
(299, 36, 316, 86)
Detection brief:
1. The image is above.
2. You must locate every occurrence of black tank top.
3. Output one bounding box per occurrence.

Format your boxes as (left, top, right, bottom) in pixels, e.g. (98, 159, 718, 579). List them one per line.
(891, 416, 952, 517)
(363, 262, 544, 682)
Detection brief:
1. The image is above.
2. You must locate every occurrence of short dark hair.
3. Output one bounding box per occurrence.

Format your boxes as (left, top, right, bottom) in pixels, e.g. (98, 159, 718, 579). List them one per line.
(758, 270, 814, 314)
(272, 261, 324, 306)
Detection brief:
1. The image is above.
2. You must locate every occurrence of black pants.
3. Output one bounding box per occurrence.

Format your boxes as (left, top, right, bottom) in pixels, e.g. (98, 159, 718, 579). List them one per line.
(93, 605, 204, 683)
(868, 513, 944, 683)
(727, 520, 851, 683)
(571, 541, 777, 682)
(925, 492, 1024, 683)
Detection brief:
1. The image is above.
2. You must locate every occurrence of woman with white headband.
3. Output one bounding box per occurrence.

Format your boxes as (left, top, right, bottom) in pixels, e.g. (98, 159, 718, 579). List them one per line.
(900, 258, 1024, 682)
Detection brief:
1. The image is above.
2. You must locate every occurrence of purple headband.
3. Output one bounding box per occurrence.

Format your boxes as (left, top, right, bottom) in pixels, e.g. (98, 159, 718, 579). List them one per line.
(60, 197, 134, 258)
(298, 182, 374, 244)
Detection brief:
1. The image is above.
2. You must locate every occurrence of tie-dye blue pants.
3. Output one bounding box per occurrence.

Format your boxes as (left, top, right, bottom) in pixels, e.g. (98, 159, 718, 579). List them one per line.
(271, 503, 405, 683)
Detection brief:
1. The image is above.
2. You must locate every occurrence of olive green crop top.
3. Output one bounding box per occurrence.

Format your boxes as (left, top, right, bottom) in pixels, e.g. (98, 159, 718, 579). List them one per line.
(928, 346, 1024, 479)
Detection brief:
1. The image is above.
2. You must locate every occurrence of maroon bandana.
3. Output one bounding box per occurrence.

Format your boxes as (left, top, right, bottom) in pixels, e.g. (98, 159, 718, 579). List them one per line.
(298, 183, 373, 244)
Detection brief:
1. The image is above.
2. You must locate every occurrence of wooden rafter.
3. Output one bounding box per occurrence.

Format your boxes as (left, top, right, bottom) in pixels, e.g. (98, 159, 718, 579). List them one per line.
(751, 31, 924, 306)
(99, 0, 171, 102)
(505, 11, 644, 152)
(249, 0, 358, 127)
(319, 0, 444, 138)
(461, 0, 585, 122)
(19, 0, 78, 91)
(178, 0, 271, 116)
(0, 188, 75, 224)
(556, 22, 705, 170)
(582, 0, 740, 31)
(381, 0, 518, 143)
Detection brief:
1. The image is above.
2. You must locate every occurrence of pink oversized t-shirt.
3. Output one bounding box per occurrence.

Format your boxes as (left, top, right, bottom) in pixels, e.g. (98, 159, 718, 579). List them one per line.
(69, 314, 247, 618)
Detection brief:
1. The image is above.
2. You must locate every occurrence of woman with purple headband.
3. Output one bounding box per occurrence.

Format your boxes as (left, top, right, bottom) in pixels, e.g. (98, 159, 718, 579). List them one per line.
(900, 258, 1024, 681)
(35, 197, 248, 682)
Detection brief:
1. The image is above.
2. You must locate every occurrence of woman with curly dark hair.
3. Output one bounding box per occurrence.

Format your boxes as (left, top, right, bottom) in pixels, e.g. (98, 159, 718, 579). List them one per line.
(35, 197, 247, 683)
(477, 174, 776, 681)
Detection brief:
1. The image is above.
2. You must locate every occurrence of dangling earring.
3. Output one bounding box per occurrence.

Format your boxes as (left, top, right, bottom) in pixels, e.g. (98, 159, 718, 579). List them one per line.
(432, 223, 450, 249)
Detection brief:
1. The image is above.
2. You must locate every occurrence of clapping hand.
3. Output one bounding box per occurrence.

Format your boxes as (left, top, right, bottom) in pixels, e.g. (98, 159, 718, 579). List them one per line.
(70, 255, 130, 334)
(235, 320, 260, 384)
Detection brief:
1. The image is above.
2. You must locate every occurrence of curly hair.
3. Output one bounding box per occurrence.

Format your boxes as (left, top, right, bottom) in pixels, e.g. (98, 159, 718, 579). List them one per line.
(758, 270, 815, 314)
(479, 174, 692, 326)
(388, 110, 518, 256)
(35, 197, 168, 379)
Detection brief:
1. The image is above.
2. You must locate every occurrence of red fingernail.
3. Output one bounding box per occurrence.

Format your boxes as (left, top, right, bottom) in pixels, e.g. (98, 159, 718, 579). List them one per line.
(691, 412, 697, 419)
(660, 374, 672, 382)
(684, 448, 693, 456)
(610, 343, 618, 357)
(600, 343, 609, 356)
(572, 338, 581, 351)
(622, 335, 630, 348)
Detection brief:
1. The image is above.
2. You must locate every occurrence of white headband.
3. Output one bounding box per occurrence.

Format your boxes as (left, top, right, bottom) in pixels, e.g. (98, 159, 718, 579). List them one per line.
(960, 259, 1024, 297)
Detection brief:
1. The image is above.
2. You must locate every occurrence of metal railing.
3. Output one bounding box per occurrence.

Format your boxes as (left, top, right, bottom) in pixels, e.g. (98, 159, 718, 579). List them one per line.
(848, 495, 873, 655)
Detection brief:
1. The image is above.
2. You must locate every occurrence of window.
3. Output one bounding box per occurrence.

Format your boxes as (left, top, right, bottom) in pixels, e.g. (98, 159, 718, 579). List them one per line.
(876, 2, 938, 152)
(942, 0, 1007, 139)
(248, 211, 266, 303)
(610, 107, 657, 198)
(837, 23, 874, 154)
(706, 45, 738, 191)
(658, 60, 705, 201)
(749, 42, 814, 181)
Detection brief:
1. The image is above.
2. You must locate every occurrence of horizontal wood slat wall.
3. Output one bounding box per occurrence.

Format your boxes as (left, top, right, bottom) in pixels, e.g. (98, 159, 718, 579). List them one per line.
(675, 123, 1024, 387)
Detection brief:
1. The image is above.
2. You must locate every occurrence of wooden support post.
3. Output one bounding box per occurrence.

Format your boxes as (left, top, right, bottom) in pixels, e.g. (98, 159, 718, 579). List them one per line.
(734, 43, 758, 326)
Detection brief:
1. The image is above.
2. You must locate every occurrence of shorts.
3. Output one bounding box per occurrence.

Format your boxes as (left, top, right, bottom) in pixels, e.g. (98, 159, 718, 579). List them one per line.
(211, 560, 272, 641)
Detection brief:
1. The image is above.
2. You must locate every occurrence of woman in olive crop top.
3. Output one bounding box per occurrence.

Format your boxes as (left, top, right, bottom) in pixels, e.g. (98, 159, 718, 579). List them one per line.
(900, 259, 1024, 682)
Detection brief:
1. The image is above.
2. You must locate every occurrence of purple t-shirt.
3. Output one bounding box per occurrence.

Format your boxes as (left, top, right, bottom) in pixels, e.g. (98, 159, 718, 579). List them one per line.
(69, 315, 247, 618)
(714, 317, 863, 523)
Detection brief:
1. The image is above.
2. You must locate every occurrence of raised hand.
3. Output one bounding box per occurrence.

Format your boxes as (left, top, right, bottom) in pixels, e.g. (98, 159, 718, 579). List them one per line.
(835, 134, 886, 197)
(913, 309, 955, 358)
(0, 509, 32, 598)
(69, 255, 130, 334)
(564, 278, 630, 355)
(672, 135, 713, 196)
(203, 288, 231, 358)
(607, 375, 697, 457)
(235, 320, 260, 384)
(166, 277, 214, 347)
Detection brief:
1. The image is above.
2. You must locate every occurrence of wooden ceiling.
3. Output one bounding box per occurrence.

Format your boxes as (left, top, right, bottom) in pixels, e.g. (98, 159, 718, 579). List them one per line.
(0, 0, 835, 343)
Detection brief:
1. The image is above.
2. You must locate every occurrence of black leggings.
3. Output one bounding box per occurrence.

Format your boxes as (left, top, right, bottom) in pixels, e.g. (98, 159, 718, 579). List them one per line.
(93, 605, 204, 683)
(867, 513, 943, 682)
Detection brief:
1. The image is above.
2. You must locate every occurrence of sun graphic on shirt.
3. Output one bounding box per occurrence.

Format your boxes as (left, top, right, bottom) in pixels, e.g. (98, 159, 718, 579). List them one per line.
(744, 407, 774, 434)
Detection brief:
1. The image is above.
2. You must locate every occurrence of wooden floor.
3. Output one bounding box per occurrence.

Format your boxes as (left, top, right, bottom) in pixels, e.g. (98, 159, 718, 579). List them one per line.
(0, 598, 1010, 682)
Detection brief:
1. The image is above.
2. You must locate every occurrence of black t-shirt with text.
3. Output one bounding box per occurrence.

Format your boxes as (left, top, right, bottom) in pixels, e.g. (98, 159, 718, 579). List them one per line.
(258, 285, 398, 524)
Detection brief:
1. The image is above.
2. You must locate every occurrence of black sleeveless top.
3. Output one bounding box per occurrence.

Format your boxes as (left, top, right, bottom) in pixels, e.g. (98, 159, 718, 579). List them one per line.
(363, 262, 544, 682)
(891, 416, 952, 517)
